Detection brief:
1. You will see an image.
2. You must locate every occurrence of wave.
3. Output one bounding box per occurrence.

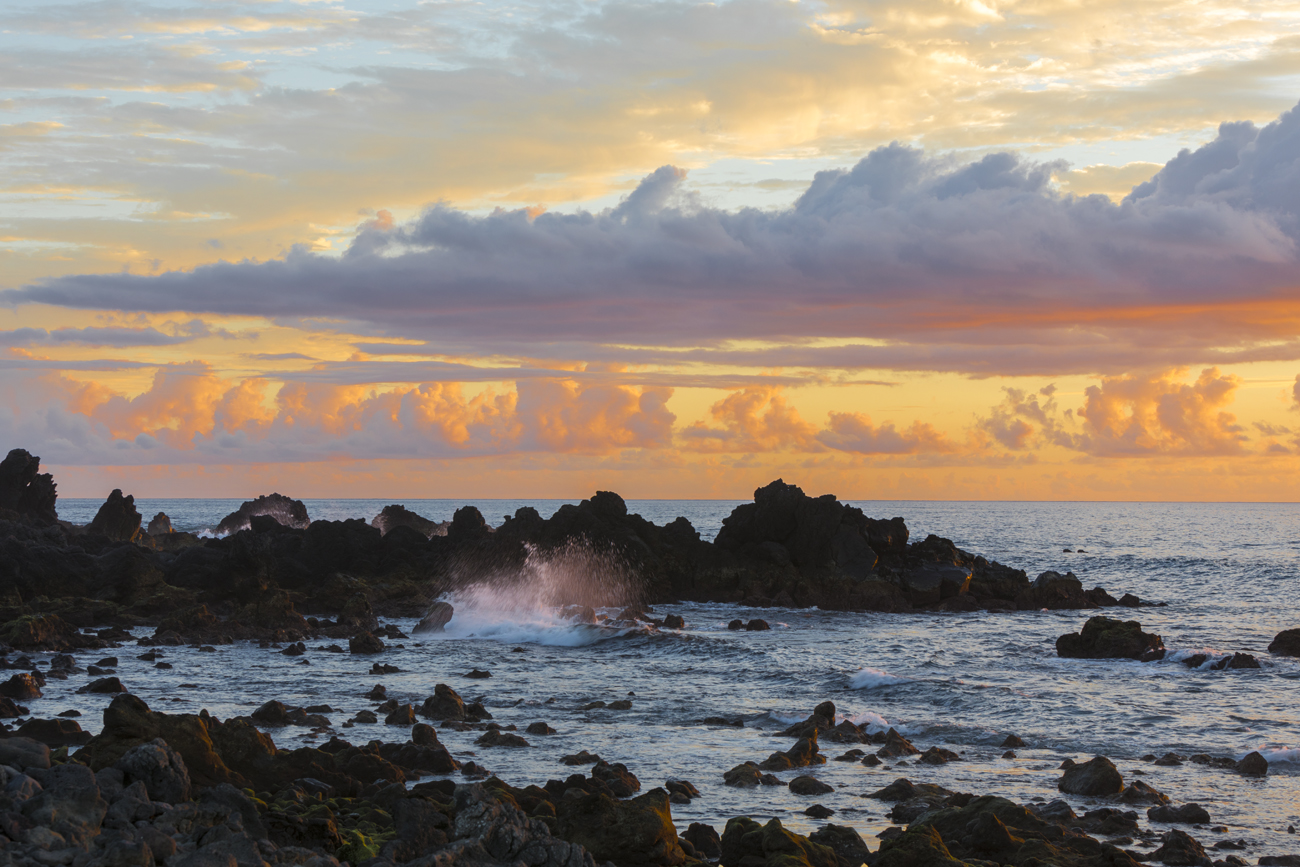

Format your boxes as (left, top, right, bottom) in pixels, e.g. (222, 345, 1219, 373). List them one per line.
(849, 667, 912, 690)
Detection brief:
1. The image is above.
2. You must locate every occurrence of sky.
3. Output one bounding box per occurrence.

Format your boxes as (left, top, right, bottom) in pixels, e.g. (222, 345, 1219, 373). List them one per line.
(4, 0, 1300, 501)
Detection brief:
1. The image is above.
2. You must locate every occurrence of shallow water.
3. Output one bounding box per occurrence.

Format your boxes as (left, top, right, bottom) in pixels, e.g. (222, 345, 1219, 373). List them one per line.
(40, 500, 1300, 858)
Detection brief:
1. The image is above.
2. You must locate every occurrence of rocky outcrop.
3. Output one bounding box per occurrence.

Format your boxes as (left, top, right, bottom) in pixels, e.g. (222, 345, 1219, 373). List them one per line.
(216, 493, 310, 535)
(719, 816, 840, 867)
(554, 787, 685, 866)
(1056, 617, 1166, 660)
(146, 512, 173, 535)
(0, 448, 58, 526)
(1058, 756, 1125, 796)
(414, 600, 454, 633)
(87, 489, 142, 542)
(371, 504, 445, 537)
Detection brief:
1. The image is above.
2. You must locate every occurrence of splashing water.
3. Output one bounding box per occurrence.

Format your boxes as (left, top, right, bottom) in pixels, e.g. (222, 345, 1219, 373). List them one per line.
(427, 539, 650, 646)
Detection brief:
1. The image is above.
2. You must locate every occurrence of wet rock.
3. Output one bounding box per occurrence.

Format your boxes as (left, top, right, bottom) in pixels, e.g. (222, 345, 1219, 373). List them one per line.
(281, 642, 305, 656)
(465, 668, 492, 679)
(24, 761, 108, 848)
(371, 503, 438, 537)
(1059, 756, 1125, 796)
(758, 734, 825, 771)
(665, 780, 700, 802)
(683, 823, 721, 860)
(554, 786, 684, 866)
(0, 673, 42, 699)
(1001, 734, 1026, 748)
(348, 631, 385, 654)
(782, 700, 837, 739)
(745, 619, 771, 631)
(1056, 616, 1166, 660)
(701, 716, 744, 727)
(719, 816, 840, 867)
(876, 728, 920, 759)
(476, 729, 530, 748)
(1269, 628, 1300, 657)
(727, 619, 744, 631)
(563, 751, 602, 766)
(1155, 752, 1184, 766)
(1149, 828, 1208, 866)
(365, 684, 387, 700)
(866, 778, 955, 803)
(78, 676, 126, 694)
(1236, 751, 1268, 776)
(0, 696, 27, 718)
(1001, 750, 1017, 759)
(384, 704, 416, 725)
(114, 737, 191, 803)
(1119, 779, 1169, 805)
(215, 493, 309, 535)
(419, 683, 467, 720)
(788, 775, 834, 795)
(251, 700, 293, 726)
(723, 762, 762, 787)
(413, 600, 454, 634)
(662, 614, 685, 629)
(353, 710, 378, 724)
(1149, 803, 1212, 824)
(918, 746, 960, 765)
(526, 722, 557, 735)
(861, 754, 882, 767)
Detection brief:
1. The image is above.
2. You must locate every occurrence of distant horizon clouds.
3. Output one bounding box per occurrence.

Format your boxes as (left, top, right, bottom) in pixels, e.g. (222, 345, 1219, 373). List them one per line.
(3, 0, 1300, 500)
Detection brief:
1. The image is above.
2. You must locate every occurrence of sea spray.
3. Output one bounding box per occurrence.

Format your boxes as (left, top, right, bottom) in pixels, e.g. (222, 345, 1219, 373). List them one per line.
(422, 538, 648, 645)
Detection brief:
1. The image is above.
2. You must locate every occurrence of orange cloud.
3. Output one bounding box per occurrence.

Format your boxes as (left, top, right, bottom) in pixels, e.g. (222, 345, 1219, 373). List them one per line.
(817, 411, 953, 454)
(1069, 367, 1247, 457)
(680, 386, 819, 453)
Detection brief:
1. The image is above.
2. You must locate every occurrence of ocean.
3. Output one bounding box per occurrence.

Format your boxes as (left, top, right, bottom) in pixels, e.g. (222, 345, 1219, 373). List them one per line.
(48, 498, 1300, 856)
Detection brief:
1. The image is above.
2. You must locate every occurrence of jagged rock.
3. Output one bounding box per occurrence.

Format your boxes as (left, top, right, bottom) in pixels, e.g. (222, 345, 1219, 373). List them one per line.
(758, 734, 825, 771)
(23, 762, 108, 847)
(146, 512, 174, 536)
(371, 503, 439, 537)
(918, 746, 960, 765)
(451, 784, 596, 867)
(0, 448, 58, 525)
(477, 729, 530, 748)
(684, 823, 721, 860)
(1058, 756, 1124, 796)
(554, 787, 685, 866)
(0, 672, 42, 699)
(1148, 829, 1208, 866)
(1056, 616, 1165, 660)
(719, 816, 840, 867)
(87, 489, 143, 542)
(876, 728, 920, 758)
(1118, 779, 1169, 805)
(420, 683, 468, 720)
(216, 493, 310, 535)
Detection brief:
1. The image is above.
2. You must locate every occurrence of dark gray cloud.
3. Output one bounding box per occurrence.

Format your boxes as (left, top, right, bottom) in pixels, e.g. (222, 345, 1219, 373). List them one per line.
(0, 322, 213, 348)
(9, 100, 1300, 376)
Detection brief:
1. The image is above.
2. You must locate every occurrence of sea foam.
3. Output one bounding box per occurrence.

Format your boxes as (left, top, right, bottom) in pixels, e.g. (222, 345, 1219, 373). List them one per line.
(849, 667, 912, 689)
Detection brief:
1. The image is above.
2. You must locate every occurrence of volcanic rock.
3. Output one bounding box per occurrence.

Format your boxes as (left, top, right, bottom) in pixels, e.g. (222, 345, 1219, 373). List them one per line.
(1058, 756, 1125, 796)
(1056, 616, 1165, 660)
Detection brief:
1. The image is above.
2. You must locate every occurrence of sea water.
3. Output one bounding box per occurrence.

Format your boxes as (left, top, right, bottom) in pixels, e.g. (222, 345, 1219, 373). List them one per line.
(43, 500, 1300, 856)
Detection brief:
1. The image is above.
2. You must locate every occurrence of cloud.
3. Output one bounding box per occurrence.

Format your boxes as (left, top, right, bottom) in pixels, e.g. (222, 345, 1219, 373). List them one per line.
(1065, 367, 1248, 457)
(12, 100, 1300, 376)
(680, 386, 819, 453)
(816, 412, 953, 455)
(978, 387, 1061, 450)
(0, 320, 226, 348)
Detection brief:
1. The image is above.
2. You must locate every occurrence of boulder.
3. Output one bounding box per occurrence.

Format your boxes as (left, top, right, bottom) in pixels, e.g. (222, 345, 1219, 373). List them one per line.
(1148, 829, 1207, 866)
(788, 775, 834, 795)
(0, 736, 51, 770)
(1237, 751, 1268, 776)
(1056, 616, 1165, 660)
(78, 676, 126, 694)
(1058, 756, 1124, 796)
(476, 729, 530, 748)
(413, 600, 455, 634)
(114, 738, 192, 803)
(450, 784, 596, 867)
(87, 489, 143, 542)
(554, 787, 686, 866)
(1269, 628, 1300, 657)
(420, 683, 468, 720)
(349, 631, 385, 654)
(23, 762, 108, 847)
(808, 825, 872, 867)
(684, 823, 721, 860)
(1118, 779, 1168, 805)
(0, 672, 42, 699)
(718, 816, 840, 867)
(0, 448, 58, 525)
(13, 718, 91, 746)
(876, 728, 920, 758)
(215, 493, 310, 535)
(1148, 803, 1211, 824)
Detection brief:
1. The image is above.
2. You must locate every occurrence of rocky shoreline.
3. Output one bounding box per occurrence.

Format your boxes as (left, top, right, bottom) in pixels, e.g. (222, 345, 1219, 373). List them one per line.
(3, 445, 1299, 867)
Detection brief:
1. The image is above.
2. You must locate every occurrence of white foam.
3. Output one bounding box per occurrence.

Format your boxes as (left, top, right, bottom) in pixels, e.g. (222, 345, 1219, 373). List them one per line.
(1165, 648, 1232, 670)
(846, 710, 890, 731)
(1241, 745, 1300, 766)
(849, 667, 911, 689)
